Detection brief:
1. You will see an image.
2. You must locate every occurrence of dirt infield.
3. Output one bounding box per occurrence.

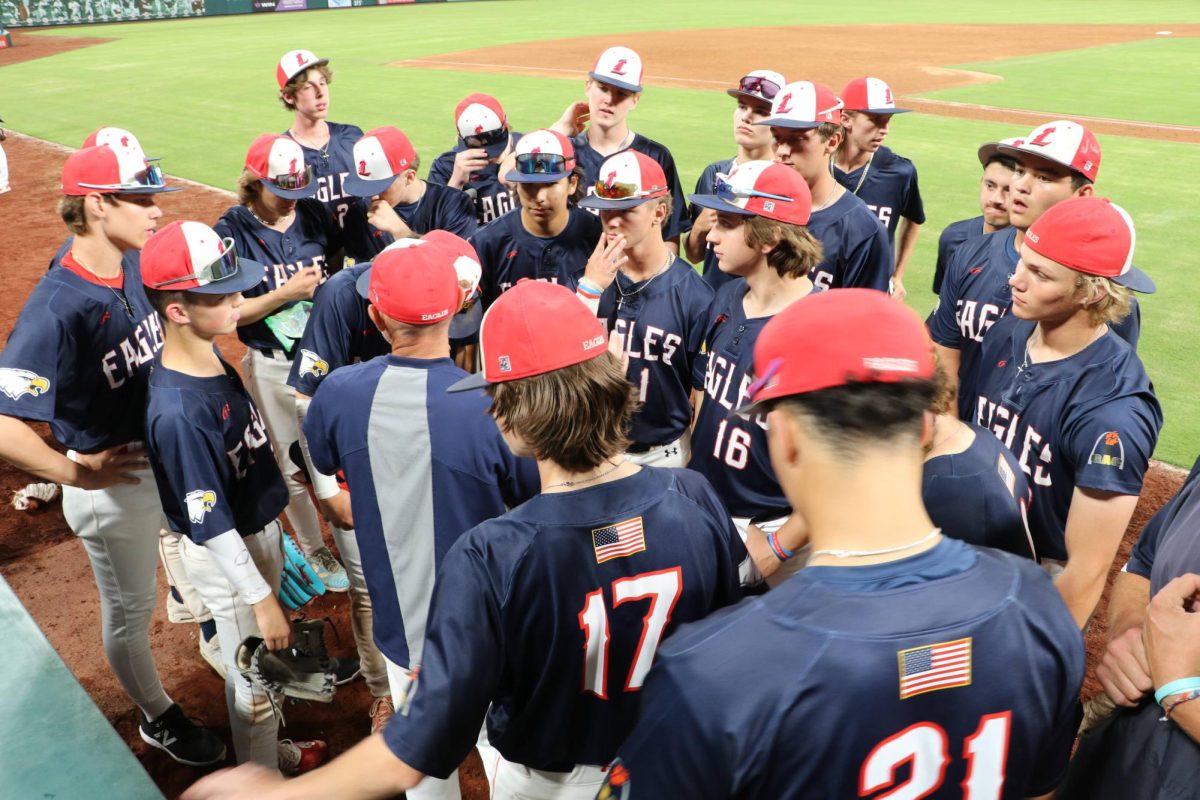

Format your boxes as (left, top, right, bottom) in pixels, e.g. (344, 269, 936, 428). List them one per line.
(396, 24, 1200, 143)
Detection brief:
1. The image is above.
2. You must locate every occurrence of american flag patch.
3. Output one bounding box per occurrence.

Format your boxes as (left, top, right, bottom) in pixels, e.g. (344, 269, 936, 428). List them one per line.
(897, 638, 972, 699)
(592, 517, 646, 563)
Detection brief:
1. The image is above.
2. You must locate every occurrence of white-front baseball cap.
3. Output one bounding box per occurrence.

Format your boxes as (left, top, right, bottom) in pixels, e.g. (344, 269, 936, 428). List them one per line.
(756, 81, 844, 130)
(277, 49, 329, 89)
(589, 46, 643, 93)
(840, 77, 910, 114)
(998, 120, 1101, 183)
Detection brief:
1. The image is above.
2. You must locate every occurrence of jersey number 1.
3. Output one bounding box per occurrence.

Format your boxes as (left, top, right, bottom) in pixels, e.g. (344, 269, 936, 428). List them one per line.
(578, 567, 682, 699)
(859, 712, 1011, 799)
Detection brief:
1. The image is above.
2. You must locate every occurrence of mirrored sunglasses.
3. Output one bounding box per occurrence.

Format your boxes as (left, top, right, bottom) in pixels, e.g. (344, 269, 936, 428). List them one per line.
(738, 76, 781, 101)
(515, 152, 568, 175)
(714, 173, 792, 204)
(151, 237, 241, 289)
(593, 178, 654, 201)
(265, 163, 315, 192)
(83, 160, 168, 191)
(463, 127, 508, 150)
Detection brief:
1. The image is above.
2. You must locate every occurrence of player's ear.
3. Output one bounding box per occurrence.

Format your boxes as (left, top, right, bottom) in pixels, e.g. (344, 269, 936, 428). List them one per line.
(366, 304, 389, 338)
(919, 410, 935, 451)
(163, 299, 190, 326)
(765, 407, 802, 474)
(1076, 182, 1095, 198)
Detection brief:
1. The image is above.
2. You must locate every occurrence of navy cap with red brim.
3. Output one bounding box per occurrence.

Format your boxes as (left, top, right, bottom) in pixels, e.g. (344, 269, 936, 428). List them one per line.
(588, 72, 642, 94)
(183, 257, 266, 295)
(344, 172, 398, 198)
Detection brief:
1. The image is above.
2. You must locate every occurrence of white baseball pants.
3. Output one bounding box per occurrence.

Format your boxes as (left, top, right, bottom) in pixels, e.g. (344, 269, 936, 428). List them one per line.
(330, 524, 389, 698)
(626, 433, 689, 469)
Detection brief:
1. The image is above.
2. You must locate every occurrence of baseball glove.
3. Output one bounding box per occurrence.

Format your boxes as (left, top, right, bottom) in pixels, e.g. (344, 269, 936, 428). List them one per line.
(278, 533, 325, 610)
(235, 630, 337, 703)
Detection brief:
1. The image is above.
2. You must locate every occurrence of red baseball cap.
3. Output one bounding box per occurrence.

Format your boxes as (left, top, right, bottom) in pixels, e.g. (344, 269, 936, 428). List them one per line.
(245, 134, 317, 200)
(738, 288, 934, 415)
(756, 81, 844, 129)
(61, 144, 179, 195)
(277, 49, 328, 89)
(589, 46, 643, 93)
(999, 120, 1101, 183)
(688, 160, 813, 226)
(422, 230, 485, 339)
(448, 280, 608, 392)
(355, 239, 462, 325)
(141, 221, 264, 295)
(1023, 196, 1155, 293)
(840, 77, 910, 114)
(579, 151, 669, 211)
(344, 126, 418, 197)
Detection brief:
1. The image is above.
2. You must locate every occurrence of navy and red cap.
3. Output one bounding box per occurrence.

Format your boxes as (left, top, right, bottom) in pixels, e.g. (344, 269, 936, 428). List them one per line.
(839, 77, 910, 115)
(244, 133, 318, 200)
(688, 160, 813, 227)
(504, 129, 577, 185)
(1024, 195, 1154, 293)
(455, 93, 512, 160)
(756, 80, 844, 130)
(141, 221, 264, 295)
(62, 144, 180, 196)
(579, 151, 669, 211)
(588, 46, 644, 94)
(277, 49, 329, 89)
(344, 126, 418, 198)
(998, 120, 1101, 183)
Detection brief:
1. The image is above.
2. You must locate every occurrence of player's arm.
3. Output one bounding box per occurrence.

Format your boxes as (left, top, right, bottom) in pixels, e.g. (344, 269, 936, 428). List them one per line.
(685, 210, 715, 264)
(745, 515, 809, 579)
(295, 393, 353, 530)
(1096, 570, 1152, 706)
(0, 415, 143, 489)
(1143, 573, 1200, 744)
(933, 343, 961, 411)
(1055, 487, 1139, 629)
(891, 217, 922, 301)
(844, 222, 893, 292)
(238, 267, 322, 325)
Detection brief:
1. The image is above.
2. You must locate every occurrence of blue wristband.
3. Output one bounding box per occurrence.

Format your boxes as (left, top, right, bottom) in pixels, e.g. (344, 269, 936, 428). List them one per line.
(1155, 677, 1200, 705)
(765, 530, 795, 562)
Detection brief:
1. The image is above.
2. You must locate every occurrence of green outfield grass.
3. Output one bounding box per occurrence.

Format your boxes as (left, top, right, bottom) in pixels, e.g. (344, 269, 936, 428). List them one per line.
(2, 0, 1197, 465)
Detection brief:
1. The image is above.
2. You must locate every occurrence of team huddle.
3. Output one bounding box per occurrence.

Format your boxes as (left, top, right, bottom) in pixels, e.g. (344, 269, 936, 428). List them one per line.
(2, 43, 1197, 800)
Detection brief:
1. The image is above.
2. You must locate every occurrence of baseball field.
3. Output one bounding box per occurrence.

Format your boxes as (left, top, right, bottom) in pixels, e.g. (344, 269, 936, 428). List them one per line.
(0, 1, 1197, 796)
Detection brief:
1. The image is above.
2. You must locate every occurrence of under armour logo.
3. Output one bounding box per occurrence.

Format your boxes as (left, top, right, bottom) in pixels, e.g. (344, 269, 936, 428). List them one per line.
(1028, 127, 1056, 147)
(358, 159, 369, 176)
(100, 310, 111, 325)
(506, 249, 519, 259)
(969, 266, 984, 274)
(776, 93, 794, 114)
(665, 446, 679, 457)
(610, 58, 628, 76)
(221, 403, 230, 420)
(997, 360, 1008, 368)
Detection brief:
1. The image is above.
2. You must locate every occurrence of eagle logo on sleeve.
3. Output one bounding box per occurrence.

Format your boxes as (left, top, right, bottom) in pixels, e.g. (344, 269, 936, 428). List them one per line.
(0, 369, 51, 401)
(298, 349, 330, 378)
(185, 490, 218, 524)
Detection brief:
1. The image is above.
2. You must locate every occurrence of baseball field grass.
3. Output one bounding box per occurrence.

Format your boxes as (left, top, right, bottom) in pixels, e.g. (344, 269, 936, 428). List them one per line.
(2, 0, 1198, 466)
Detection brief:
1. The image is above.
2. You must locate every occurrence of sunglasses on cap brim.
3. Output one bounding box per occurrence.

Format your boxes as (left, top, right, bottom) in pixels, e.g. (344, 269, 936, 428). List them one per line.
(78, 161, 169, 191)
(263, 163, 315, 192)
(515, 152, 571, 175)
(593, 178, 665, 201)
(736, 76, 781, 100)
(714, 173, 792, 204)
(462, 127, 509, 150)
(151, 237, 241, 289)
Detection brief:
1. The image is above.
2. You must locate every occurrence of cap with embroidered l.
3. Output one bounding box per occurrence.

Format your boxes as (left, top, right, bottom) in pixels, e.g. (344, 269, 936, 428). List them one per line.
(422, 230, 485, 339)
(140, 221, 264, 295)
(727, 69, 786, 105)
(277, 49, 329, 89)
(589, 46, 643, 94)
(456, 93, 511, 159)
(737, 288, 934, 415)
(755, 81, 844, 130)
(688, 160, 813, 226)
(840, 77, 910, 115)
(579, 151, 669, 211)
(504, 129, 577, 185)
(1024, 196, 1154, 294)
(355, 239, 462, 326)
(448, 280, 608, 392)
(343, 127, 418, 198)
(998, 120, 1101, 183)
(244, 134, 317, 200)
(977, 136, 1025, 167)
(82, 127, 160, 166)
(61, 144, 180, 196)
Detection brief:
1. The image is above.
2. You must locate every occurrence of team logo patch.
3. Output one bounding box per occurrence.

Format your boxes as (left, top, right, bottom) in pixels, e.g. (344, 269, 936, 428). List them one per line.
(898, 637, 972, 699)
(498, 355, 512, 373)
(0, 368, 51, 401)
(185, 489, 218, 524)
(597, 758, 631, 800)
(592, 517, 646, 563)
(1088, 431, 1125, 469)
(298, 349, 330, 378)
(763, 200, 776, 212)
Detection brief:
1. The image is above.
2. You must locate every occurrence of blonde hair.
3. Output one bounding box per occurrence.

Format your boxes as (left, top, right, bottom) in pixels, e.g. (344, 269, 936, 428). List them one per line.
(236, 168, 264, 207)
(743, 216, 824, 279)
(1076, 273, 1133, 327)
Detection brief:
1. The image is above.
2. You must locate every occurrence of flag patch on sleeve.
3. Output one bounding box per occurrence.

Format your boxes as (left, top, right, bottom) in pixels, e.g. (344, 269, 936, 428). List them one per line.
(592, 517, 646, 563)
(898, 637, 972, 699)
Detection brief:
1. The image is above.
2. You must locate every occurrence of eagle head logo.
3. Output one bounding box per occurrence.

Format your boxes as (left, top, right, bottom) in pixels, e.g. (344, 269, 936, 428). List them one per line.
(299, 349, 330, 378)
(185, 489, 218, 524)
(0, 369, 51, 401)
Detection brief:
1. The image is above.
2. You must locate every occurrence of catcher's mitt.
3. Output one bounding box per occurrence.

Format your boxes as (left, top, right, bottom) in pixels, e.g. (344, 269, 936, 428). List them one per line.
(279, 533, 325, 610)
(235, 631, 337, 703)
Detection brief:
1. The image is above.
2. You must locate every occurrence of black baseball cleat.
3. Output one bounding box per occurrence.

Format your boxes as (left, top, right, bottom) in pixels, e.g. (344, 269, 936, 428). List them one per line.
(139, 703, 227, 766)
(331, 656, 361, 686)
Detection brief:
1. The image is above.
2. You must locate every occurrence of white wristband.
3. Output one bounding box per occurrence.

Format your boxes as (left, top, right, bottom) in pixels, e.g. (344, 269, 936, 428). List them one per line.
(295, 395, 344, 500)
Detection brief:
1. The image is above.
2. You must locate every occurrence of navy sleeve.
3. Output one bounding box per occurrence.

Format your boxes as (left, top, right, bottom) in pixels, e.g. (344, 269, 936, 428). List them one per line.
(287, 283, 357, 396)
(301, 380, 341, 477)
(1127, 456, 1200, 578)
(660, 153, 691, 240)
(440, 188, 479, 239)
(0, 288, 67, 424)
(684, 278, 715, 398)
(929, 244, 970, 347)
(147, 406, 237, 543)
(901, 165, 925, 225)
(428, 151, 454, 185)
(843, 216, 893, 291)
(1066, 395, 1160, 498)
(933, 226, 958, 295)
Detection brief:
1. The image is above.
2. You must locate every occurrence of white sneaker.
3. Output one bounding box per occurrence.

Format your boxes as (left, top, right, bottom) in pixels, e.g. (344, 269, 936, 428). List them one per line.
(199, 634, 227, 680)
(167, 592, 195, 624)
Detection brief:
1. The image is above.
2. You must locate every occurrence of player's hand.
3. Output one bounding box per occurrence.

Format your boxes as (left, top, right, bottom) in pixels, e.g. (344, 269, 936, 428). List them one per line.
(278, 266, 321, 302)
(692, 208, 718, 237)
(607, 328, 629, 372)
(367, 198, 412, 238)
(1096, 625, 1153, 706)
(182, 763, 286, 799)
(318, 490, 354, 531)
(552, 101, 590, 138)
(252, 594, 292, 652)
(73, 444, 146, 489)
(449, 148, 490, 189)
(583, 233, 628, 292)
(1144, 573, 1200, 687)
(890, 276, 908, 302)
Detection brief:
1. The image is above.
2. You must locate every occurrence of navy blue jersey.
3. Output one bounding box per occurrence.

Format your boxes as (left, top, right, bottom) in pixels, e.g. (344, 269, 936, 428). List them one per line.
(0, 251, 162, 453)
(923, 424, 1034, 559)
(470, 206, 602, 310)
(833, 145, 925, 251)
(572, 132, 690, 241)
(1126, 454, 1200, 582)
(687, 279, 788, 519)
(973, 316, 1162, 561)
(285, 262, 388, 397)
(598, 259, 713, 447)
(303, 354, 537, 665)
(933, 215, 985, 294)
(381, 467, 745, 776)
(604, 538, 1084, 800)
(689, 157, 736, 291)
(286, 121, 364, 228)
(428, 140, 521, 227)
(806, 189, 892, 292)
(213, 200, 341, 355)
(145, 356, 287, 543)
(341, 181, 478, 263)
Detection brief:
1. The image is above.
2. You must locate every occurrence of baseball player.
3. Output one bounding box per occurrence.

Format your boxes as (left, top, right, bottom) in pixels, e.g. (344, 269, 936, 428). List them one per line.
(833, 77, 925, 301)
(472, 129, 602, 310)
(973, 196, 1161, 628)
(686, 70, 785, 290)
(0, 113, 9, 194)
(576, 150, 713, 468)
(932, 137, 1020, 295)
(213, 133, 350, 592)
(601, 288, 1085, 799)
(761, 80, 892, 293)
(555, 46, 690, 250)
(341, 126, 477, 263)
(277, 49, 363, 229)
(428, 93, 520, 227)
(0, 144, 226, 766)
(185, 279, 746, 800)
(139, 220, 326, 771)
(930, 121, 1142, 420)
(686, 160, 822, 585)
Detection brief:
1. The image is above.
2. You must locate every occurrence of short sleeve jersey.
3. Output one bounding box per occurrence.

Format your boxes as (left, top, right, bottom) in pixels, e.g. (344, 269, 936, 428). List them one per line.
(0, 250, 162, 453)
(603, 538, 1084, 799)
(286, 121, 364, 227)
(1126, 455, 1200, 581)
(597, 259, 714, 448)
(689, 157, 736, 290)
(145, 357, 287, 543)
(833, 145, 926, 250)
(805, 189, 892, 292)
(381, 467, 745, 777)
(428, 138, 522, 228)
(572, 132, 691, 241)
(933, 215, 985, 295)
(341, 181, 479, 263)
(973, 315, 1162, 561)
